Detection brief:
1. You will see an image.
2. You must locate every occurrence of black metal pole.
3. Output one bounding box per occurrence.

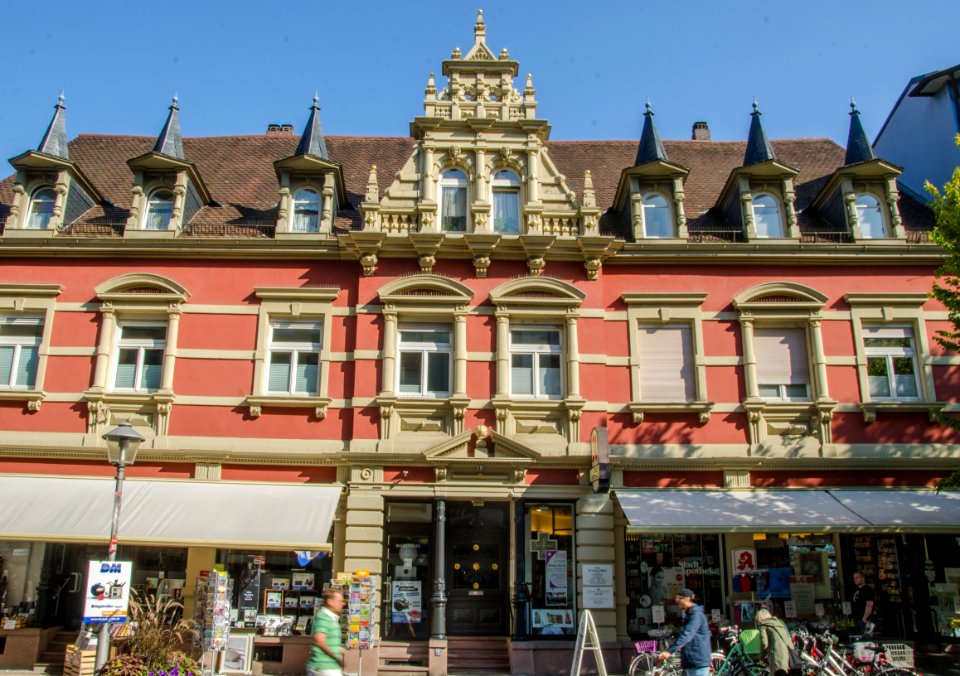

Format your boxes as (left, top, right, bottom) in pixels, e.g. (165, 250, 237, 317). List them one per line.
(512, 498, 528, 639)
(431, 498, 447, 639)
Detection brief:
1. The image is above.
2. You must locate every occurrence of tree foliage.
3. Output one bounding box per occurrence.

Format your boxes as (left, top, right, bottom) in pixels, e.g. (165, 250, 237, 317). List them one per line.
(926, 134, 960, 491)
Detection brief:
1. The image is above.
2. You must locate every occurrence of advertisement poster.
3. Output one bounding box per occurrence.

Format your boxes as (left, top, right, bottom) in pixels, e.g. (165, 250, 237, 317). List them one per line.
(582, 586, 615, 609)
(531, 608, 574, 629)
(790, 576, 816, 615)
(768, 567, 793, 599)
(83, 560, 133, 624)
(545, 550, 567, 606)
(391, 580, 422, 624)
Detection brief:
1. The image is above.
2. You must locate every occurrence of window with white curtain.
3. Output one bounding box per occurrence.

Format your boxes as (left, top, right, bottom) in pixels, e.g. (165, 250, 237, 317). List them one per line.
(439, 169, 468, 232)
(113, 322, 166, 391)
(642, 193, 673, 238)
(398, 325, 451, 397)
(492, 170, 521, 234)
(143, 190, 174, 230)
(856, 193, 886, 239)
(0, 317, 43, 389)
(26, 188, 56, 229)
(863, 325, 920, 400)
(292, 188, 321, 232)
(754, 327, 810, 401)
(638, 324, 695, 401)
(266, 321, 322, 395)
(752, 193, 784, 238)
(510, 327, 562, 398)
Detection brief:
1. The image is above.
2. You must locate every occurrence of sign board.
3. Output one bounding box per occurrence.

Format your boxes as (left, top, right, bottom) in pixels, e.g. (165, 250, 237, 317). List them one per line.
(582, 586, 615, 609)
(842, 601, 852, 616)
(651, 605, 665, 624)
(784, 600, 797, 618)
(711, 609, 722, 623)
(589, 426, 610, 493)
(569, 609, 608, 676)
(83, 560, 133, 624)
(583, 564, 613, 587)
(391, 580, 422, 624)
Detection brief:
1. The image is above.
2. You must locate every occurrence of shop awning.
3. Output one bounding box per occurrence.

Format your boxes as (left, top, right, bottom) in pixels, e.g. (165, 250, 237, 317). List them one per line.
(615, 488, 960, 533)
(0, 476, 341, 550)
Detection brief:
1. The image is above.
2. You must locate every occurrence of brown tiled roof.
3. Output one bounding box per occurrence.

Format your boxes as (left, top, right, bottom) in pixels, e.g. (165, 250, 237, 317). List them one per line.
(0, 133, 932, 238)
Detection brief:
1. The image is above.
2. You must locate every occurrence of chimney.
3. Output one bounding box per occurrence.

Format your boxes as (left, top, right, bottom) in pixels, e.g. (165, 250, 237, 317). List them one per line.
(692, 121, 711, 141)
(266, 123, 295, 135)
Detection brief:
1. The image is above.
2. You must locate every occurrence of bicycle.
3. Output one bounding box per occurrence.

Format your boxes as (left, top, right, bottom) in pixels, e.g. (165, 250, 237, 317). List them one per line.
(713, 626, 766, 676)
(794, 628, 921, 676)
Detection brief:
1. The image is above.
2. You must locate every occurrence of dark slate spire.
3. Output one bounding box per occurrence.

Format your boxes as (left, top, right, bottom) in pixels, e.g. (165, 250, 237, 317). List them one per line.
(153, 95, 184, 159)
(38, 93, 69, 159)
(635, 100, 668, 165)
(845, 99, 877, 165)
(744, 100, 776, 165)
(295, 95, 329, 160)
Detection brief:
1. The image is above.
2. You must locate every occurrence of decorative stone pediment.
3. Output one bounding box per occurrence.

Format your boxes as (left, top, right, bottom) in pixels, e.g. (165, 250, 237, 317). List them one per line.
(490, 276, 585, 310)
(733, 282, 828, 314)
(378, 273, 473, 309)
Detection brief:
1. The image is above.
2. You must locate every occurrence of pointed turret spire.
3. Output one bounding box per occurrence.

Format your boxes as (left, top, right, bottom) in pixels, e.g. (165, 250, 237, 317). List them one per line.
(38, 92, 69, 159)
(844, 98, 876, 165)
(744, 100, 776, 165)
(474, 9, 486, 44)
(153, 95, 184, 160)
(635, 100, 668, 165)
(295, 94, 329, 160)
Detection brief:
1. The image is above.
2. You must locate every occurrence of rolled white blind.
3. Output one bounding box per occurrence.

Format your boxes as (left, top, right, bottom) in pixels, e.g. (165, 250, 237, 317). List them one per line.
(755, 327, 808, 385)
(638, 325, 694, 401)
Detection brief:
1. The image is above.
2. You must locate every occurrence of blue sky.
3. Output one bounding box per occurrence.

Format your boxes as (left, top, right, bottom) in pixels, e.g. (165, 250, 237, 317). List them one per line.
(1, 0, 957, 165)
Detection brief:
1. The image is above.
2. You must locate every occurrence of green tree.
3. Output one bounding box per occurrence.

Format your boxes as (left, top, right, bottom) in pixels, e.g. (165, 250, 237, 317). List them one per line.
(926, 134, 960, 490)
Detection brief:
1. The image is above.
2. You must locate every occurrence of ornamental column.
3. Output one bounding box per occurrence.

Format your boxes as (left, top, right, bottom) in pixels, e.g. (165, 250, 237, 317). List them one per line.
(495, 313, 510, 397)
(91, 307, 117, 390)
(160, 307, 181, 392)
(741, 317, 758, 398)
(431, 498, 447, 639)
(566, 315, 581, 398)
(453, 311, 468, 397)
(809, 318, 830, 399)
(512, 498, 529, 639)
(382, 312, 398, 395)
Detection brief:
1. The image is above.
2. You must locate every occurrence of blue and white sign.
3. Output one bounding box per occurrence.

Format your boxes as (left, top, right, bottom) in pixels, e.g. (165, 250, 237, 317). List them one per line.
(83, 560, 133, 623)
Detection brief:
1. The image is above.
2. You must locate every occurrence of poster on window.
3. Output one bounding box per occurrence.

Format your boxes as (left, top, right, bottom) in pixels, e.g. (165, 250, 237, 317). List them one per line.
(545, 550, 568, 606)
(83, 560, 133, 623)
(391, 580, 422, 624)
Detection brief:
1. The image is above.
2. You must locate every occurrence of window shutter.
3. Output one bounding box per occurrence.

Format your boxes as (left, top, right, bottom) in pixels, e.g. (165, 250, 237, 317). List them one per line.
(639, 325, 695, 401)
(755, 328, 809, 385)
(268, 353, 292, 392)
(863, 326, 911, 341)
(295, 354, 319, 394)
(0, 346, 14, 386)
(15, 346, 38, 388)
(511, 354, 533, 395)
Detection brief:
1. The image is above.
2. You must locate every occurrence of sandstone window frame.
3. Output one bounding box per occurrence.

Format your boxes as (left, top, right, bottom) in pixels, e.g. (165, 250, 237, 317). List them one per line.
(142, 188, 175, 230)
(845, 292, 941, 423)
(854, 191, 888, 239)
(751, 192, 785, 238)
(26, 186, 56, 230)
(246, 286, 340, 419)
(622, 292, 713, 424)
(0, 283, 62, 411)
(110, 320, 167, 393)
(438, 168, 469, 233)
(291, 187, 322, 233)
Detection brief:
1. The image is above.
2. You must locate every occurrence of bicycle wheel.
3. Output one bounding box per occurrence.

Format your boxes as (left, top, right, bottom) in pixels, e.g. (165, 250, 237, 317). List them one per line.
(877, 668, 920, 676)
(710, 651, 726, 674)
(628, 653, 657, 676)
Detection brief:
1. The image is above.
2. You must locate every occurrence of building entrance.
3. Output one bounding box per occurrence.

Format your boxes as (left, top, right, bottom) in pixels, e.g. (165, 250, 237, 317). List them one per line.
(445, 501, 509, 635)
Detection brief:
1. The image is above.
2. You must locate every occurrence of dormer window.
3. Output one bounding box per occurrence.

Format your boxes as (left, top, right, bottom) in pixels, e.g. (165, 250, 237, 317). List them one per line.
(439, 169, 468, 232)
(855, 193, 886, 239)
(144, 190, 174, 230)
(492, 170, 521, 234)
(26, 188, 56, 230)
(292, 188, 321, 232)
(752, 193, 784, 238)
(641, 193, 673, 238)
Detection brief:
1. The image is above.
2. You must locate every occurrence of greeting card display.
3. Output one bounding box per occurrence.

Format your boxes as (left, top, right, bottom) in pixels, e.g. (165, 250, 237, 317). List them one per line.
(328, 571, 378, 650)
(196, 570, 234, 653)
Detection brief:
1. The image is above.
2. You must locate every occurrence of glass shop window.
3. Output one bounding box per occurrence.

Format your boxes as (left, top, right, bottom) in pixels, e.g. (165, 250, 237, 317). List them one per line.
(526, 503, 576, 637)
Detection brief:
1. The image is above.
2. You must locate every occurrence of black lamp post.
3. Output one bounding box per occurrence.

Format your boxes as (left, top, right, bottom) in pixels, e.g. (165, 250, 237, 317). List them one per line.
(94, 423, 145, 672)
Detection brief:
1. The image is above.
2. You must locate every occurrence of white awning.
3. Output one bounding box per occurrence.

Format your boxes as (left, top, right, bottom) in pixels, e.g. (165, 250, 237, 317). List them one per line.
(616, 489, 960, 533)
(0, 476, 341, 550)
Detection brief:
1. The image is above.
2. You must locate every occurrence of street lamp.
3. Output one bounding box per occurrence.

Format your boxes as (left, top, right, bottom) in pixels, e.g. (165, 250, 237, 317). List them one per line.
(94, 422, 145, 672)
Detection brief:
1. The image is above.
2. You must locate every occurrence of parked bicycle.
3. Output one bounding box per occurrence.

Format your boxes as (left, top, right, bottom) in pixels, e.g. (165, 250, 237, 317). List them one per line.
(792, 627, 921, 676)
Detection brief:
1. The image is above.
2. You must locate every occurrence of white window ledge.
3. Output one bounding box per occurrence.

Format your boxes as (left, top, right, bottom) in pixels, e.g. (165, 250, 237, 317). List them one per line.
(628, 401, 714, 424)
(0, 389, 45, 411)
(859, 400, 945, 423)
(245, 395, 332, 420)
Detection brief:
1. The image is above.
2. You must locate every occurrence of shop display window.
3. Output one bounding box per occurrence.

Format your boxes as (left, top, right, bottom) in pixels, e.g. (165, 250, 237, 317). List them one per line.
(0, 542, 44, 617)
(526, 503, 575, 637)
(918, 534, 960, 638)
(625, 534, 722, 637)
(383, 502, 432, 640)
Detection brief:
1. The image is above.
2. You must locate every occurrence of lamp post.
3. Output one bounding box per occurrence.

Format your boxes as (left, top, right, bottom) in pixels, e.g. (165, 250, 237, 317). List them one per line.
(94, 422, 145, 672)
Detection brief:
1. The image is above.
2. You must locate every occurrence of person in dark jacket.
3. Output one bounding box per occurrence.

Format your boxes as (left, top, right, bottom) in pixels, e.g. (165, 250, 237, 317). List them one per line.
(658, 588, 712, 676)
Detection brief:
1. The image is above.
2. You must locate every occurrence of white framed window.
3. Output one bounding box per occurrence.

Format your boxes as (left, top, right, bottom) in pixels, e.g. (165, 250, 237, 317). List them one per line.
(292, 188, 321, 232)
(638, 324, 695, 401)
(143, 190, 174, 230)
(397, 325, 451, 397)
(112, 322, 167, 392)
(755, 327, 810, 401)
(0, 317, 43, 389)
(492, 170, 521, 234)
(266, 321, 322, 395)
(26, 188, 56, 230)
(856, 193, 886, 239)
(863, 326, 920, 400)
(439, 169, 468, 232)
(752, 193, 784, 238)
(510, 327, 562, 398)
(641, 193, 673, 238)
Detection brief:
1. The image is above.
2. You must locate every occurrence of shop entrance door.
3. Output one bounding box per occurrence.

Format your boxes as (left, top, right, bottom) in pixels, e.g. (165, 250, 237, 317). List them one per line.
(445, 502, 509, 635)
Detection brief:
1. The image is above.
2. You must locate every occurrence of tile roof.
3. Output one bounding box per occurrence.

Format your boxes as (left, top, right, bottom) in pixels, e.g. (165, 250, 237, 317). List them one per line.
(0, 132, 933, 238)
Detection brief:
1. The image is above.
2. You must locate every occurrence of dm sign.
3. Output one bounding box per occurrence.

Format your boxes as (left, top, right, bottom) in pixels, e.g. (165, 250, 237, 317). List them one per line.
(589, 426, 610, 493)
(83, 560, 133, 623)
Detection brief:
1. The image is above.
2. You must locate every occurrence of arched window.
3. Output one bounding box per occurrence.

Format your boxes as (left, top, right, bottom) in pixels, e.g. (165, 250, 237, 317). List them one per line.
(641, 193, 673, 238)
(492, 170, 521, 234)
(26, 188, 56, 229)
(751, 193, 784, 238)
(438, 169, 468, 232)
(143, 190, 174, 230)
(855, 193, 886, 239)
(292, 188, 321, 232)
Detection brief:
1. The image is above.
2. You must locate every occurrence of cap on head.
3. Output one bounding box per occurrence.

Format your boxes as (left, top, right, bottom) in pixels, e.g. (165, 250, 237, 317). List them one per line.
(676, 588, 695, 600)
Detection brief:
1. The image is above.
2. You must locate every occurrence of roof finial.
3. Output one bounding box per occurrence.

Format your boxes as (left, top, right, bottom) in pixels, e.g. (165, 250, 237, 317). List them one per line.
(752, 98, 760, 115)
(295, 93, 329, 159)
(636, 99, 668, 165)
(475, 9, 486, 43)
(58, 90, 65, 106)
(172, 92, 179, 108)
(645, 99, 653, 115)
(744, 99, 775, 165)
(844, 97, 876, 165)
(849, 96, 859, 115)
(313, 92, 320, 108)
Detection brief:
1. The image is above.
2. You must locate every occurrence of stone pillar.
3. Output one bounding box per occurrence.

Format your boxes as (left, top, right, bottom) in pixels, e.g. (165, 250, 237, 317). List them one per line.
(431, 498, 447, 639)
(183, 547, 216, 618)
(512, 498, 529, 639)
(526, 149, 539, 203)
(321, 172, 334, 233)
(566, 315, 581, 398)
(453, 311, 468, 397)
(495, 313, 510, 397)
(342, 489, 384, 575)
(576, 495, 617, 642)
(91, 307, 117, 390)
(809, 318, 829, 399)
(160, 307, 181, 392)
(740, 317, 758, 398)
(423, 146, 436, 202)
(382, 312, 398, 395)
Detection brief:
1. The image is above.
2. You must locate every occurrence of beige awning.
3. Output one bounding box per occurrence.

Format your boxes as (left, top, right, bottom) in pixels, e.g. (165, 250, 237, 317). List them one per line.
(0, 475, 341, 550)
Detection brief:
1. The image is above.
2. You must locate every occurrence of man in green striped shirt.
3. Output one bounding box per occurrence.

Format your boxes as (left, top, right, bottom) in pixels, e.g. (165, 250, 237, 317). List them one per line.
(307, 588, 345, 676)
